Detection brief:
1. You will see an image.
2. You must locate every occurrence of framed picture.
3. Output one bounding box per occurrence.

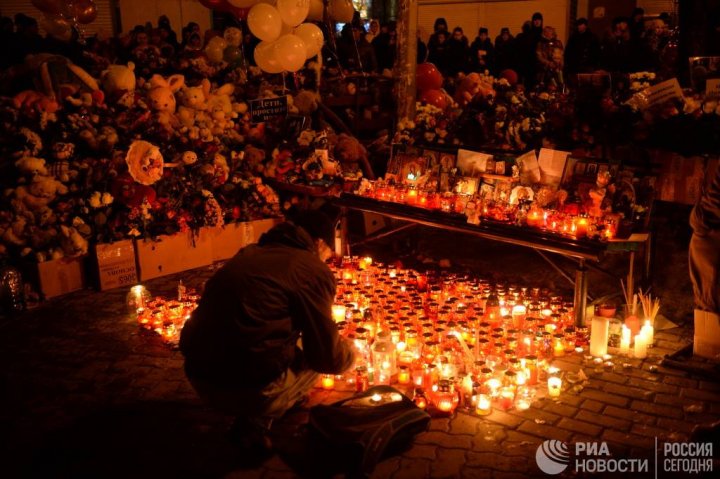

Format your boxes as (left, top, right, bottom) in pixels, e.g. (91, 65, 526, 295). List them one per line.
(387, 144, 424, 182)
(586, 163, 598, 176)
(439, 153, 457, 173)
(455, 176, 480, 195)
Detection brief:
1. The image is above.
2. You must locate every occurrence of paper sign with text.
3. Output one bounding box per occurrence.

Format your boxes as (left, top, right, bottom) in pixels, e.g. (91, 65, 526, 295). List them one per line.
(250, 96, 288, 122)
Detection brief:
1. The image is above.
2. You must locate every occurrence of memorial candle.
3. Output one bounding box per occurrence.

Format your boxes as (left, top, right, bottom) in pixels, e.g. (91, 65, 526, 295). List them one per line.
(548, 376, 562, 398)
(321, 374, 335, 390)
(620, 325, 632, 355)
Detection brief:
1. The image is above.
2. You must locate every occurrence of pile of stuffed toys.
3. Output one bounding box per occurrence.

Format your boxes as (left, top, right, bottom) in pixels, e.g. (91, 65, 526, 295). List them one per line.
(0, 49, 361, 264)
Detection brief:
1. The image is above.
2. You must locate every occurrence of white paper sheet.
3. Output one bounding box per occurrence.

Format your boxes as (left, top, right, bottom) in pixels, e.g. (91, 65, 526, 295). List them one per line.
(457, 149, 493, 176)
(515, 150, 541, 185)
(538, 148, 570, 187)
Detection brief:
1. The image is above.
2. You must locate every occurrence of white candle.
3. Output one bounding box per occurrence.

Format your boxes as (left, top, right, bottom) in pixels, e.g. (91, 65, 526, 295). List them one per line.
(548, 377, 562, 398)
(620, 325, 632, 355)
(634, 334, 647, 359)
(475, 394, 492, 415)
(590, 316, 609, 357)
(641, 320, 654, 347)
(331, 305, 346, 323)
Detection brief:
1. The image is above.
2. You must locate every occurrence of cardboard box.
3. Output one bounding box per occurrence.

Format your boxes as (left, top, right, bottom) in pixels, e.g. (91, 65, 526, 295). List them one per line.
(694, 309, 720, 360)
(94, 240, 137, 291)
(204, 219, 281, 263)
(36, 257, 86, 299)
(136, 231, 213, 281)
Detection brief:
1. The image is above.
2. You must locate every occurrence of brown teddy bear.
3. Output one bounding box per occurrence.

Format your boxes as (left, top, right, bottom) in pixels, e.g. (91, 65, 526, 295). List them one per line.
(333, 133, 373, 180)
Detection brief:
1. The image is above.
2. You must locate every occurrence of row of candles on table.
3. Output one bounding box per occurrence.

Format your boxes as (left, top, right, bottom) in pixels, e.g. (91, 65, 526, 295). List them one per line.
(128, 283, 199, 344)
(354, 181, 615, 240)
(320, 256, 583, 415)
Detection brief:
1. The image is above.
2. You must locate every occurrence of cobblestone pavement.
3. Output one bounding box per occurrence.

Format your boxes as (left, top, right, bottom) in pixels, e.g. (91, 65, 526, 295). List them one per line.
(1, 210, 719, 478)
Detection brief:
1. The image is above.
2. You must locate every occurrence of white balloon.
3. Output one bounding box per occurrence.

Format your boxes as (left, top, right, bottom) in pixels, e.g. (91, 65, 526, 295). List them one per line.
(276, 0, 310, 27)
(254, 40, 284, 73)
(273, 34, 307, 72)
(294, 23, 324, 58)
(329, 0, 354, 23)
(248, 4, 283, 42)
(307, 0, 323, 21)
(228, 0, 258, 7)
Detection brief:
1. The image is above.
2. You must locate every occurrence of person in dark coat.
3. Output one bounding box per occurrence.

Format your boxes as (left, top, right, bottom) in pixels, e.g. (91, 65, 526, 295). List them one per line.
(428, 17, 449, 54)
(564, 18, 600, 78)
(629, 7, 645, 41)
(513, 21, 533, 85)
(427, 30, 450, 74)
(338, 24, 378, 72)
(180, 211, 355, 454)
(600, 17, 631, 72)
(689, 163, 720, 314)
(494, 27, 515, 73)
(373, 22, 396, 72)
(470, 27, 495, 73)
(446, 26, 469, 76)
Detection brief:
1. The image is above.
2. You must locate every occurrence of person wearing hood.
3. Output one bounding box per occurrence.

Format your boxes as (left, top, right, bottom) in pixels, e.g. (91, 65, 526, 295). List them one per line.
(180, 210, 355, 457)
(564, 17, 600, 80)
(494, 27, 515, 73)
(471, 27, 495, 74)
(428, 16, 449, 67)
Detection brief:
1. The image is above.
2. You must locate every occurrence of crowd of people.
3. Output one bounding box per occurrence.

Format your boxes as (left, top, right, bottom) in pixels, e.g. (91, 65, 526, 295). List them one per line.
(414, 8, 674, 89)
(0, 7, 677, 96)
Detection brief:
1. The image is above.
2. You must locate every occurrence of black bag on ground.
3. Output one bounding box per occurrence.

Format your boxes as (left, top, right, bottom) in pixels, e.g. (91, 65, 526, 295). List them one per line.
(308, 385, 431, 476)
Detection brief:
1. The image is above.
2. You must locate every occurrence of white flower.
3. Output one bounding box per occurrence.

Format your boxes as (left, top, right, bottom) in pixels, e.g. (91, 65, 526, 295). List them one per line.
(101, 192, 114, 206)
(128, 228, 141, 237)
(88, 191, 102, 208)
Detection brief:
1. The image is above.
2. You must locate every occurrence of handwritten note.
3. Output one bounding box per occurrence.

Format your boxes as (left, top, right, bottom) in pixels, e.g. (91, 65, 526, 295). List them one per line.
(538, 148, 570, 187)
(516, 150, 540, 185)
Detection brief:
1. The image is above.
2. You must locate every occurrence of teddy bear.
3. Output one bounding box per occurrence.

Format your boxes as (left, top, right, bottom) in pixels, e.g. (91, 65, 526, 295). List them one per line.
(454, 72, 495, 107)
(14, 175, 69, 212)
(13, 128, 43, 158)
(101, 62, 136, 103)
(243, 145, 266, 174)
(177, 79, 211, 129)
(59, 225, 88, 257)
(1, 216, 28, 246)
(206, 83, 236, 135)
(146, 73, 185, 128)
(333, 133, 371, 180)
(15, 157, 49, 177)
(293, 90, 321, 116)
(78, 125, 119, 152)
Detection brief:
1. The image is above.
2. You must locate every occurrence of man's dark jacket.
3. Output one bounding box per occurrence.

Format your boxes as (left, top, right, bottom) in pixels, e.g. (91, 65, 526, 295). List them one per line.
(180, 222, 354, 387)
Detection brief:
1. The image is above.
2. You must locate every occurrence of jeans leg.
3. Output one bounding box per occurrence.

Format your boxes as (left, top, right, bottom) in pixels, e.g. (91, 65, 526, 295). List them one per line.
(260, 368, 319, 419)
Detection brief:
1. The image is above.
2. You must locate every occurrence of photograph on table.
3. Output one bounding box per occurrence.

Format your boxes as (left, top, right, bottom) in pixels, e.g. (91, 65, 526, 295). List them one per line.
(454, 177, 480, 196)
(387, 144, 427, 184)
(456, 148, 493, 177)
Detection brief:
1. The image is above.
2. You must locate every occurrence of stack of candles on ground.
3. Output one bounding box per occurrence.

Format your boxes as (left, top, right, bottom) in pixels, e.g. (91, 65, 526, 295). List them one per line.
(326, 256, 588, 416)
(130, 284, 199, 345)
(354, 182, 615, 240)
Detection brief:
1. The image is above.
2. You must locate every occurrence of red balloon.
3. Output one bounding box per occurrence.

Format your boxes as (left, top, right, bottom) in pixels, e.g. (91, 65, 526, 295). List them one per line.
(70, 0, 97, 24)
(419, 89, 447, 110)
(199, 0, 226, 9)
(500, 69, 518, 86)
(416, 63, 443, 92)
(199, 0, 247, 18)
